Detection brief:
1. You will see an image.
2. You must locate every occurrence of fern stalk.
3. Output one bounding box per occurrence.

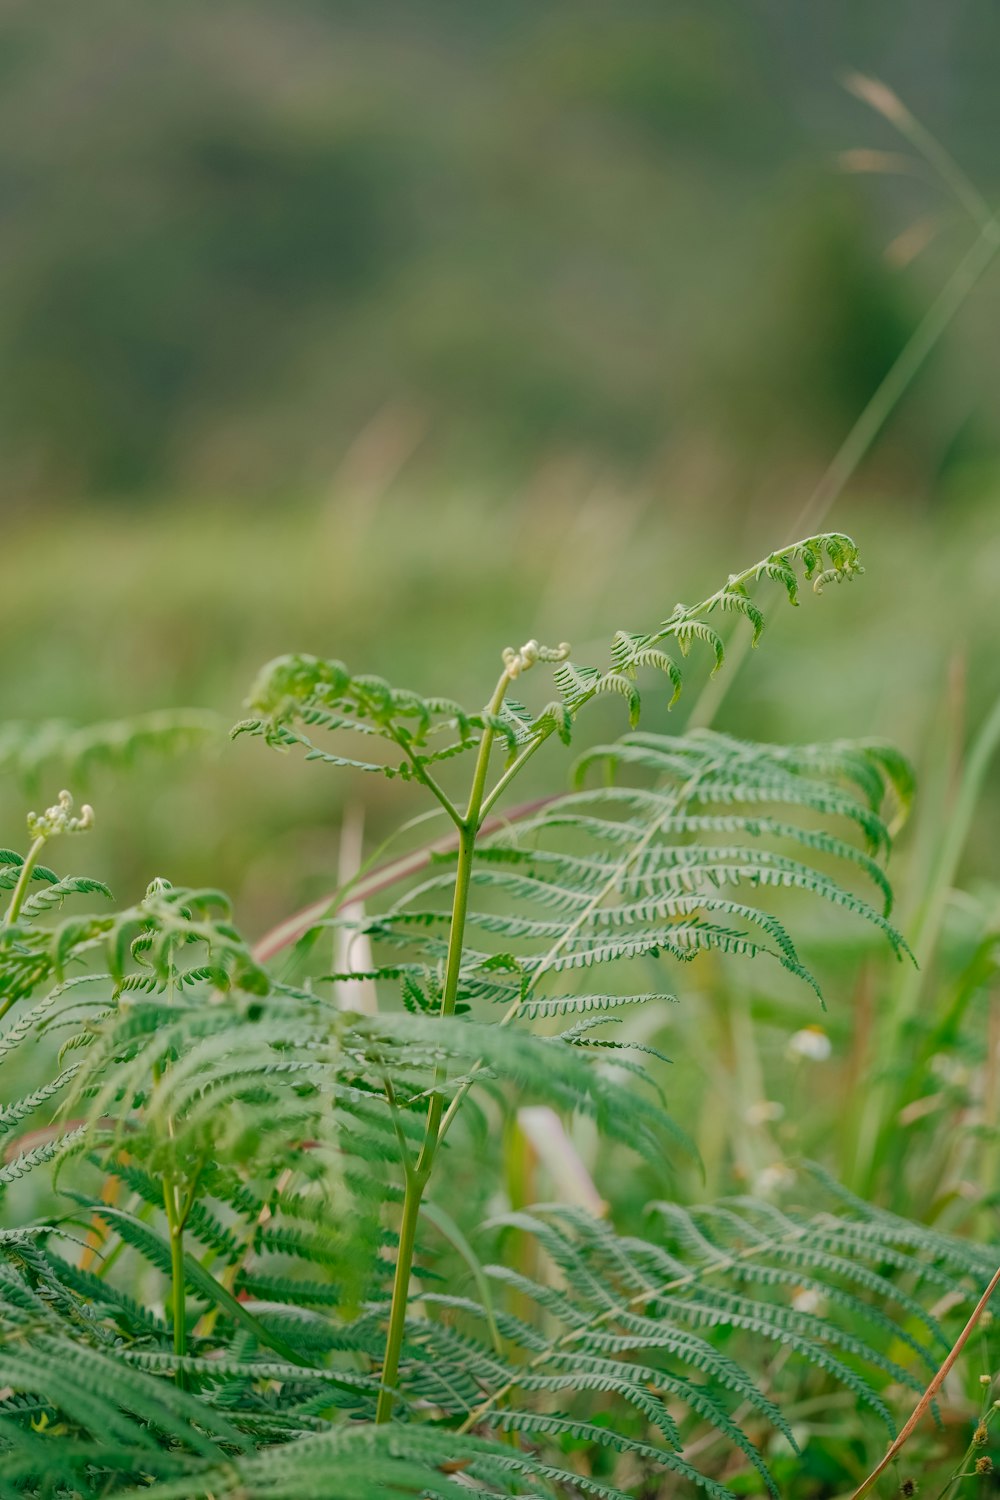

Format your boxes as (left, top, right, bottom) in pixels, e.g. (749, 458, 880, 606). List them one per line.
(164, 1175, 189, 1380)
(153, 953, 206, 1388)
(1, 791, 94, 1024)
(376, 668, 511, 1422)
(0, 834, 49, 1025)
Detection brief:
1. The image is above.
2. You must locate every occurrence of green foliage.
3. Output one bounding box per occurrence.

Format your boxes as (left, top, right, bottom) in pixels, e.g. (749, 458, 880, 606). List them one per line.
(0, 711, 223, 788)
(0, 532, 993, 1499)
(406, 1192, 993, 1499)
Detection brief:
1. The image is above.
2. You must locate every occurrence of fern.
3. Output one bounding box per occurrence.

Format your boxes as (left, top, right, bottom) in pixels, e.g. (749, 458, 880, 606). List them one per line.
(0, 532, 993, 1498)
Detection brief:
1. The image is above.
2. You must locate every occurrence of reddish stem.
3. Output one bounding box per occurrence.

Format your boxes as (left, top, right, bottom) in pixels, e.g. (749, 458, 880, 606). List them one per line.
(850, 1261, 1000, 1499)
(251, 795, 554, 964)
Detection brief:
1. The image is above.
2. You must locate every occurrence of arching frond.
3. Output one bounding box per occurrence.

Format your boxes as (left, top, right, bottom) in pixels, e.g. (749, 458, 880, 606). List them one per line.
(233, 534, 864, 796)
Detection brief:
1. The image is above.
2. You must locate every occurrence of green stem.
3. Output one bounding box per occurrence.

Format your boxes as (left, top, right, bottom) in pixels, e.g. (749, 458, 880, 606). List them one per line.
(163, 1174, 189, 1384)
(382, 1070, 414, 1176)
(375, 668, 511, 1424)
(389, 730, 464, 829)
(162, 1154, 205, 1388)
(479, 738, 545, 821)
(374, 1164, 425, 1424)
(851, 688, 1000, 1194)
(413, 821, 476, 1178)
(2, 835, 47, 927)
(154, 972, 199, 1389)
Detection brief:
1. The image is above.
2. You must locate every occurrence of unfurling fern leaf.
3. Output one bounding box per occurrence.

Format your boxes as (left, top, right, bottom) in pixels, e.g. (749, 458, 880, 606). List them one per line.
(232, 533, 863, 805)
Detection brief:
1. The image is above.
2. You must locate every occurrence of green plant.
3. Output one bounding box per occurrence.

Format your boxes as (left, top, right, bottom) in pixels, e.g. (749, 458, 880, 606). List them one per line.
(0, 532, 995, 1499)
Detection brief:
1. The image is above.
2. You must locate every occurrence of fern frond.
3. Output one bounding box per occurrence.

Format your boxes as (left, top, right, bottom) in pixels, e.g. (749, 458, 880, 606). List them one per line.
(122, 1422, 575, 1499)
(0, 530, 965, 1500)
(16, 873, 112, 918)
(235, 534, 864, 786)
(340, 727, 908, 1060)
(379, 1191, 993, 1498)
(0, 710, 223, 784)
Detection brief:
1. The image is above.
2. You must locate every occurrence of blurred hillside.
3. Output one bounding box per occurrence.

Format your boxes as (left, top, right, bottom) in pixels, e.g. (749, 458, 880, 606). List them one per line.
(2, 0, 1000, 503)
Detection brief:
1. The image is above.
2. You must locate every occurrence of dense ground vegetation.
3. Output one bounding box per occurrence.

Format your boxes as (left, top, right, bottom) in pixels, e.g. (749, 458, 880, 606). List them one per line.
(1, 531, 999, 1497)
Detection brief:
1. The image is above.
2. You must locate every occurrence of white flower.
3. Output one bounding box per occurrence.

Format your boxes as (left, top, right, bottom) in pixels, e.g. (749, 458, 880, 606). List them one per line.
(755, 1163, 795, 1196)
(791, 1287, 825, 1315)
(787, 1026, 832, 1062)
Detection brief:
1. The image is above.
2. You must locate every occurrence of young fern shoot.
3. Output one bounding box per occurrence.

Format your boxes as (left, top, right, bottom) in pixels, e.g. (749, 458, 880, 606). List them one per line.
(237, 532, 892, 1424)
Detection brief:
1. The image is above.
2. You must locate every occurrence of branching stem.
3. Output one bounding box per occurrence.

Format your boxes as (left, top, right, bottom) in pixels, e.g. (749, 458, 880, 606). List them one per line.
(388, 729, 464, 828)
(162, 1149, 204, 1390)
(375, 667, 511, 1423)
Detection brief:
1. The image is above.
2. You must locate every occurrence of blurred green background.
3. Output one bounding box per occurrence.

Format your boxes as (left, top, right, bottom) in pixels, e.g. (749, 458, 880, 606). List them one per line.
(1, 0, 998, 943)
